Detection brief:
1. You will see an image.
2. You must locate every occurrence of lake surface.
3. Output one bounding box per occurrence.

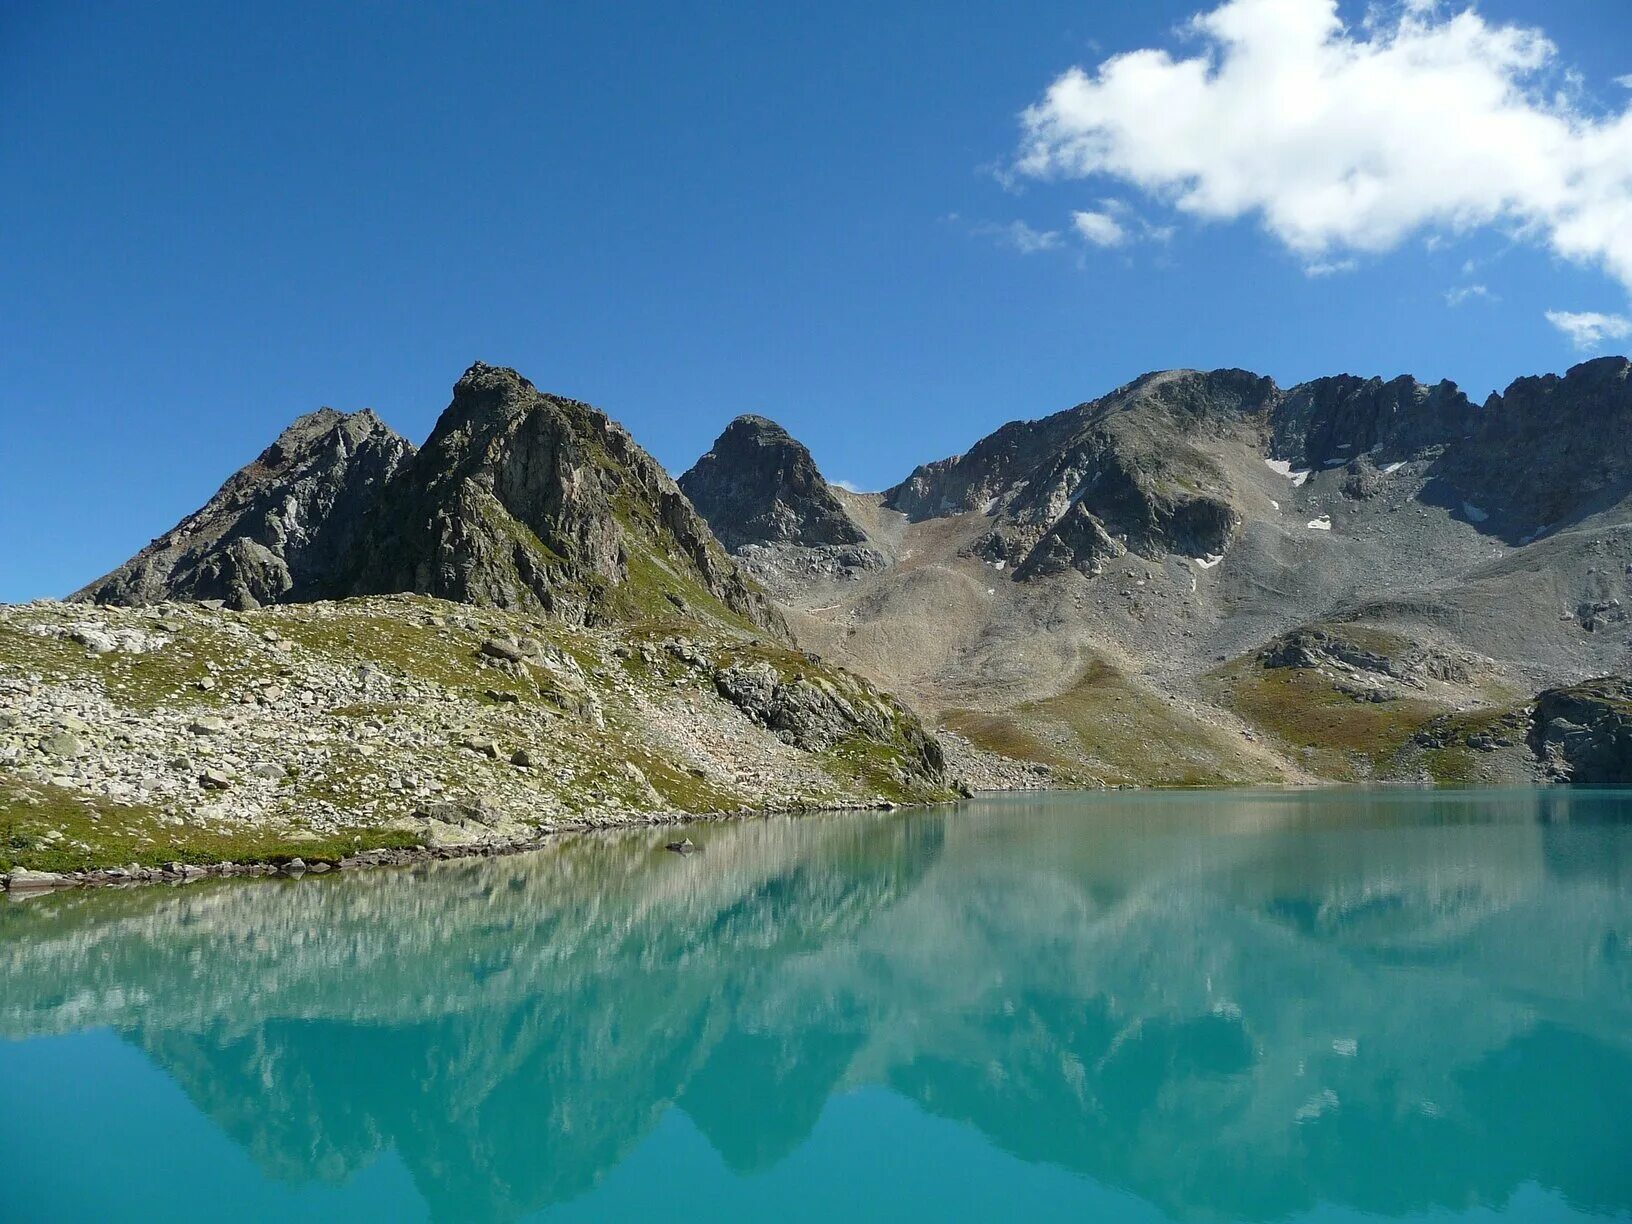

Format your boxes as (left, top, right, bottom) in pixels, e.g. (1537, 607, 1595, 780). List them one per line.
(2, 788, 1630, 1223)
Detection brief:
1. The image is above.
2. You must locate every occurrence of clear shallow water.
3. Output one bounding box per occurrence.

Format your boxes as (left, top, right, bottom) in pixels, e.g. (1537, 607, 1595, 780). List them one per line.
(2, 788, 1630, 1223)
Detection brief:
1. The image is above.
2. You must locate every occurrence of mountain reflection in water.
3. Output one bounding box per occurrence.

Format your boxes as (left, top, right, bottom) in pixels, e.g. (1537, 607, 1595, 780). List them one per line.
(2, 788, 1630, 1223)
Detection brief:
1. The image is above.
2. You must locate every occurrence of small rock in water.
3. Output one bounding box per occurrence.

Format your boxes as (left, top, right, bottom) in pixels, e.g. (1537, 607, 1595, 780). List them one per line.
(4, 868, 68, 891)
(665, 837, 697, 854)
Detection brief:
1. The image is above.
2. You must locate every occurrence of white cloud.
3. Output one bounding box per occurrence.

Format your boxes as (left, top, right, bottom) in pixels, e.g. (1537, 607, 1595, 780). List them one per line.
(1545, 310, 1632, 350)
(1072, 209, 1128, 247)
(832, 479, 868, 493)
(1617, 74, 1632, 89)
(1014, 0, 1632, 297)
(1304, 258, 1357, 277)
(1445, 283, 1493, 305)
(974, 219, 1062, 254)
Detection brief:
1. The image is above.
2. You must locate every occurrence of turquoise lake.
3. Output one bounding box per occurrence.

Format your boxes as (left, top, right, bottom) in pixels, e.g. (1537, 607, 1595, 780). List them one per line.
(2, 788, 1630, 1222)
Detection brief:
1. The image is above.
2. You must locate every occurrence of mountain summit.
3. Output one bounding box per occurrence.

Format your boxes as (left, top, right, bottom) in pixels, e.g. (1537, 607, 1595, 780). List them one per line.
(680, 414, 868, 553)
(77, 363, 784, 635)
(75, 407, 414, 609)
(344, 363, 781, 631)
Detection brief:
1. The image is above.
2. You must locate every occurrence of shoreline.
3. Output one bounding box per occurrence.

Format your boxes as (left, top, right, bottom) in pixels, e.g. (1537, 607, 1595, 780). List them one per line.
(0, 794, 959, 896)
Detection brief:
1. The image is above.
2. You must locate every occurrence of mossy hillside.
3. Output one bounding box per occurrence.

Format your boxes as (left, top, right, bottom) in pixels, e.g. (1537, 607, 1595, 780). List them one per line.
(1206, 657, 1443, 782)
(0, 615, 284, 712)
(0, 777, 419, 875)
(945, 660, 1282, 788)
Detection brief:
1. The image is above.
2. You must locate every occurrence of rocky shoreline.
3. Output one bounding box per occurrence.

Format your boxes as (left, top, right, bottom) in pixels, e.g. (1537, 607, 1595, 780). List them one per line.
(0, 794, 953, 896)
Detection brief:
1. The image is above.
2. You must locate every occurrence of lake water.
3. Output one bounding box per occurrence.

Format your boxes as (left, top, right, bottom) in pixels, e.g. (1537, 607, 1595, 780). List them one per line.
(2, 788, 1630, 1223)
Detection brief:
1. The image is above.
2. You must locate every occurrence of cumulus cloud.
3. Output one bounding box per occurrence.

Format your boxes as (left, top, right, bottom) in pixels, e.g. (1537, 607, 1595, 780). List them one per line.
(1014, 0, 1632, 294)
(1072, 209, 1128, 247)
(1545, 310, 1632, 350)
(1445, 284, 1493, 305)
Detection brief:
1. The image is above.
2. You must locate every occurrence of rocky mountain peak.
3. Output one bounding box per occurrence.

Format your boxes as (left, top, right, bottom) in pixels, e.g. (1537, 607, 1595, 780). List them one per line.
(75, 406, 415, 610)
(343, 364, 786, 633)
(679, 414, 868, 553)
(78, 364, 786, 636)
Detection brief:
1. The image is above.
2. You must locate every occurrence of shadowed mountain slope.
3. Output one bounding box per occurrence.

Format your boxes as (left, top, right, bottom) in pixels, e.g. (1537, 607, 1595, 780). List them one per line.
(75, 408, 414, 610)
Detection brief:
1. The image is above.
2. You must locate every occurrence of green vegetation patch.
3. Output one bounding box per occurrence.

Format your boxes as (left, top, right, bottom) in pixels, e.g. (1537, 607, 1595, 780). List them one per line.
(1207, 657, 1442, 782)
(948, 660, 1281, 787)
(0, 777, 419, 874)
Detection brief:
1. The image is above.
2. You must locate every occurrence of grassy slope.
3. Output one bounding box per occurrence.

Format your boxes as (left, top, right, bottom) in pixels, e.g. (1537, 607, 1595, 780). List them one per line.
(945, 660, 1285, 787)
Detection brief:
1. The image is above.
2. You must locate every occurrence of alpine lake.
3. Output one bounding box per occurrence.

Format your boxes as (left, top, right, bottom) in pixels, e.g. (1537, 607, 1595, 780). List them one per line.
(2, 787, 1629, 1222)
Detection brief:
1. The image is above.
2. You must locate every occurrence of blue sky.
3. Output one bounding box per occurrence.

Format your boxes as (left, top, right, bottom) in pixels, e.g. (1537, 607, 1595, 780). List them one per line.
(4, 0, 1630, 601)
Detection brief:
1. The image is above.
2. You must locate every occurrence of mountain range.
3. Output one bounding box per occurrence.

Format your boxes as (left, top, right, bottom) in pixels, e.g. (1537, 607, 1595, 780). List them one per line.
(62, 356, 1632, 794)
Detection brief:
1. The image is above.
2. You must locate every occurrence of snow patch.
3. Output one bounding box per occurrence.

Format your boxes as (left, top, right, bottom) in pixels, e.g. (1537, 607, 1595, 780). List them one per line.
(1307, 515, 1332, 531)
(1194, 553, 1223, 570)
(1382, 461, 1406, 474)
(1264, 458, 1312, 486)
(1462, 502, 1489, 523)
(992, 559, 1005, 570)
(1269, 498, 1280, 510)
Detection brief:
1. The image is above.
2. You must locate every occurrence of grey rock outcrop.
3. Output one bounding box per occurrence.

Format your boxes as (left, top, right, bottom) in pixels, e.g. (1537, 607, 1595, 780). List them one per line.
(1440, 356, 1632, 536)
(712, 658, 945, 785)
(1528, 676, 1632, 783)
(75, 408, 414, 610)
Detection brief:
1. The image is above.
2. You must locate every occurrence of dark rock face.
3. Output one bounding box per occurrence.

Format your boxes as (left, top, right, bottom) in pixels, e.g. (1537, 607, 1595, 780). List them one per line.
(74, 409, 414, 610)
(1528, 677, 1632, 783)
(1270, 375, 1470, 470)
(680, 415, 868, 552)
(1444, 357, 1632, 534)
(347, 364, 784, 632)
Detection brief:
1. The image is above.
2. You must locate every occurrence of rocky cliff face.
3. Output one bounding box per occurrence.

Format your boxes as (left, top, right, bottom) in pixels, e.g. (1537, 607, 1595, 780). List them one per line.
(1442, 356, 1632, 536)
(74, 409, 414, 611)
(1529, 676, 1632, 783)
(347, 364, 783, 633)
